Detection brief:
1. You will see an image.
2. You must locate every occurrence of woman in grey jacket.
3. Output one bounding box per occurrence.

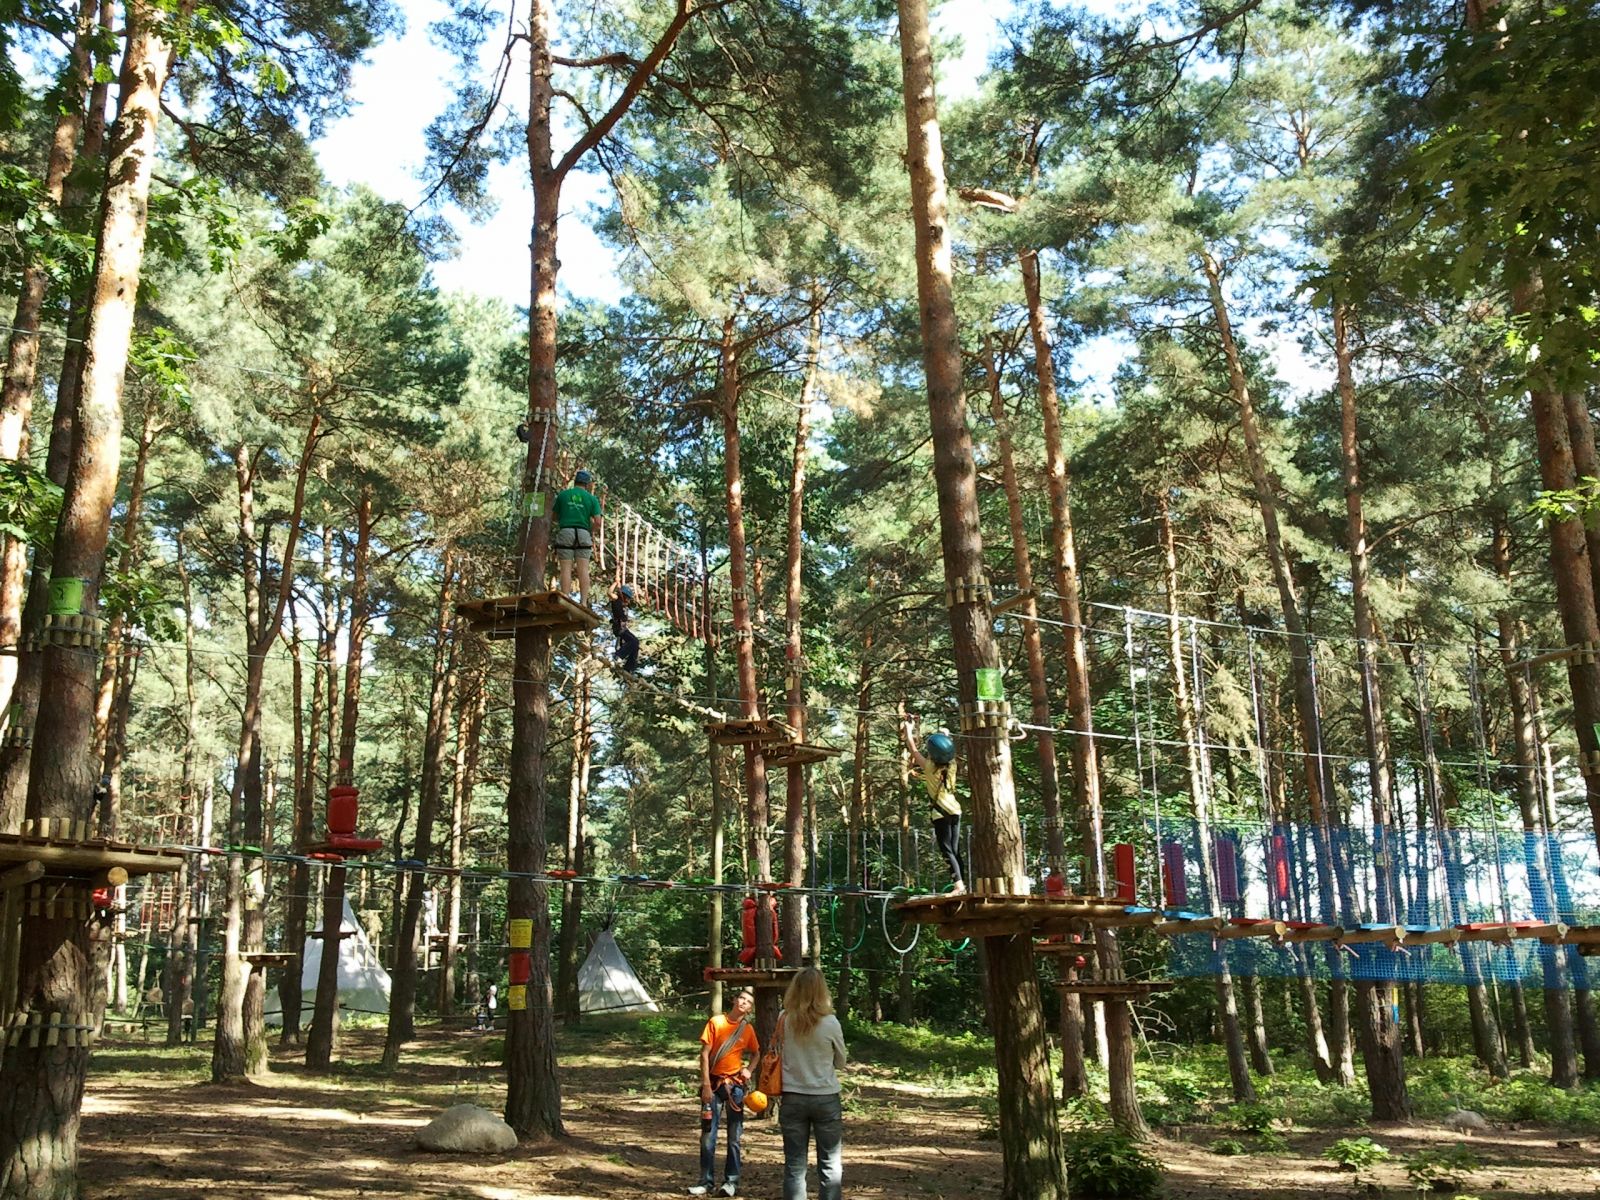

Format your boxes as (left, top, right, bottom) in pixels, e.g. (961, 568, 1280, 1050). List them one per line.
(778, 967, 847, 1200)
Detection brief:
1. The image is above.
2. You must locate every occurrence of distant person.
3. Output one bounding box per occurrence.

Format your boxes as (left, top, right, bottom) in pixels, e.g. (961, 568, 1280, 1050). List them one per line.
(900, 710, 966, 894)
(552, 468, 603, 604)
(779, 967, 847, 1200)
(611, 584, 640, 672)
(477, 984, 497, 1031)
(690, 988, 760, 1197)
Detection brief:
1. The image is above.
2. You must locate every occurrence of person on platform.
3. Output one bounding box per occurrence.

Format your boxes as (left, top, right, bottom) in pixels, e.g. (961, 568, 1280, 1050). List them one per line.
(900, 710, 966, 894)
(552, 468, 603, 603)
(689, 989, 761, 1197)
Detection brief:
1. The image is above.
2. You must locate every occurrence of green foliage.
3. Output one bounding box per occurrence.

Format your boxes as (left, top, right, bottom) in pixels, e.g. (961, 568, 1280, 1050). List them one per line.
(0, 460, 62, 547)
(1209, 1137, 1247, 1156)
(1405, 1148, 1479, 1194)
(1061, 1128, 1165, 1200)
(1225, 1101, 1278, 1134)
(1325, 1137, 1390, 1170)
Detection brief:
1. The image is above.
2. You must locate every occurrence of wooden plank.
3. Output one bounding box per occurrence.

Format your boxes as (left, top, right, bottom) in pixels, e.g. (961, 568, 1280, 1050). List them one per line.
(763, 741, 843, 767)
(0, 836, 183, 878)
(1217, 920, 1287, 941)
(1338, 926, 1405, 946)
(1033, 940, 1097, 955)
(1057, 981, 1175, 997)
(1282, 924, 1344, 944)
(991, 590, 1036, 617)
(1153, 917, 1227, 936)
(454, 592, 602, 640)
(1401, 928, 1461, 946)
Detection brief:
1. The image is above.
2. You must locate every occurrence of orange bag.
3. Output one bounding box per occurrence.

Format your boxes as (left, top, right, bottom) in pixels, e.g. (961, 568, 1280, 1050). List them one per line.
(757, 1014, 785, 1096)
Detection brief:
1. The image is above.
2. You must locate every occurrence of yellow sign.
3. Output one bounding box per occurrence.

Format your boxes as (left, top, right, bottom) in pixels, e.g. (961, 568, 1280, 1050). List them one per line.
(507, 985, 527, 1011)
(508, 919, 533, 948)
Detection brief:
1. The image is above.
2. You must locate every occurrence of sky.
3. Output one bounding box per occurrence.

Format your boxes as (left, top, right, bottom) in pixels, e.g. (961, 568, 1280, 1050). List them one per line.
(312, 1, 1327, 401)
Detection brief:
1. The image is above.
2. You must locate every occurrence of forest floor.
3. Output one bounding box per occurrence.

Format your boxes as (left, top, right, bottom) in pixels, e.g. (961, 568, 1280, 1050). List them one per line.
(77, 1017, 1600, 1200)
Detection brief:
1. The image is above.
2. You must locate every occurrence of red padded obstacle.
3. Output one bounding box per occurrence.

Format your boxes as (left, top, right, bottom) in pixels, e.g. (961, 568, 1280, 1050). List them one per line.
(1113, 843, 1136, 902)
(1269, 834, 1291, 901)
(738, 895, 782, 966)
(306, 785, 384, 858)
(1215, 835, 1240, 905)
(1161, 841, 1187, 906)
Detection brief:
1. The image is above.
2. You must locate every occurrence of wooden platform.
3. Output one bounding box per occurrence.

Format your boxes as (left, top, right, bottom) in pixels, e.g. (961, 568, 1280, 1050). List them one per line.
(897, 892, 1129, 940)
(704, 717, 793, 747)
(243, 951, 295, 968)
(1057, 980, 1175, 999)
(703, 966, 798, 989)
(1034, 940, 1097, 956)
(455, 592, 603, 640)
(0, 824, 184, 878)
(763, 741, 843, 767)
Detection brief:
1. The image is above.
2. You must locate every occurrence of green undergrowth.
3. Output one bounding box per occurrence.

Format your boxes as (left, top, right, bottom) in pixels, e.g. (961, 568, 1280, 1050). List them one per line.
(1137, 1043, 1600, 1130)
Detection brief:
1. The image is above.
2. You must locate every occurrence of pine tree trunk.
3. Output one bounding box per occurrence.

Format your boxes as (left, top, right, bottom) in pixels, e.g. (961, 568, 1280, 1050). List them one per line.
(1244, 973, 1273, 1076)
(0, 6, 179, 1193)
(1157, 497, 1254, 1102)
(383, 559, 456, 1066)
(440, 673, 482, 1016)
(718, 321, 780, 1045)
(896, 6, 1067, 1189)
(781, 305, 821, 964)
(702, 540, 727, 1016)
(279, 601, 311, 1045)
(0, 0, 98, 727)
(836, 649, 871, 1022)
(166, 534, 199, 1046)
(1332, 303, 1410, 1119)
(556, 656, 591, 1020)
(1021, 243, 1142, 1135)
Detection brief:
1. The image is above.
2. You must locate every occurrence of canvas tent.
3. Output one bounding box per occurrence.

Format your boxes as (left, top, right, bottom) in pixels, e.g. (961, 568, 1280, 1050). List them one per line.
(266, 895, 391, 1023)
(577, 927, 659, 1015)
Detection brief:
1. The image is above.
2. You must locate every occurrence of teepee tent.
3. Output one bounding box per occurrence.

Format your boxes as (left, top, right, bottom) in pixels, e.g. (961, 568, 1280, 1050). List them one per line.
(577, 927, 659, 1015)
(266, 895, 391, 1023)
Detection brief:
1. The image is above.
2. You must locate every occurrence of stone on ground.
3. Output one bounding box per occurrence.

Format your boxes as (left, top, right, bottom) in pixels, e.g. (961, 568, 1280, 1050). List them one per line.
(416, 1103, 519, 1153)
(1444, 1109, 1489, 1133)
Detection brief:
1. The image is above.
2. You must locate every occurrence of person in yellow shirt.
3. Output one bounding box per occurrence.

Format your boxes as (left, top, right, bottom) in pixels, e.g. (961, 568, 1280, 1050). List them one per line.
(690, 989, 760, 1196)
(900, 713, 966, 895)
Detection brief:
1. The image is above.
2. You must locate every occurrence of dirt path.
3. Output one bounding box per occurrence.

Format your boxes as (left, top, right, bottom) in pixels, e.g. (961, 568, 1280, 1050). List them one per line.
(77, 1028, 1600, 1199)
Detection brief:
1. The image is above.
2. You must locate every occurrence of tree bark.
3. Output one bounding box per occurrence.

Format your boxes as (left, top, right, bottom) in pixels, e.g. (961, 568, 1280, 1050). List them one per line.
(556, 654, 592, 1020)
(1, 6, 179, 1194)
(1332, 303, 1410, 1119)
(440, 669, 483, 1015)
(0, 0, 98, 724)
(836, 645, 872, 1022)
(383, 557, 456, 1066)
(781, 304, 821, 964)
(896, 5, 1067, 1190)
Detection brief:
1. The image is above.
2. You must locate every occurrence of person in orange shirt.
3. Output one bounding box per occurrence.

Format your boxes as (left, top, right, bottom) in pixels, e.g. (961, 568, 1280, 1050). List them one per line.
(690, 989, 761, 1196)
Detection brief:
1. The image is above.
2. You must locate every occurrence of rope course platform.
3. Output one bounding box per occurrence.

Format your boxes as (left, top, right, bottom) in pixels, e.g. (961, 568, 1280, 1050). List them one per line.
(1033, 939, 1097, 957)
(0, 823, 185, 878)
(762, 741, 843, 768)
(897, 892, 1128, 940)
(242, 951, 295, 968)
(704, 717, 793, 747)
(703, 965, 798, 989)
(455, 591, 602, 640)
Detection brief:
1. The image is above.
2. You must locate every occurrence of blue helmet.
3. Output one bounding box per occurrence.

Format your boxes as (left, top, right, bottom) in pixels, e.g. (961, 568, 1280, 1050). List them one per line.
(575, 469, 593, 485)
(619, 585, 634, 600)
(925, 732, 956, 765)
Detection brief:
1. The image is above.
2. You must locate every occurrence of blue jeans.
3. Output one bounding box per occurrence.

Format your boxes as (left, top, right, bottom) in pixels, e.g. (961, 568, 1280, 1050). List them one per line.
(779, 1091, 843, 1200)
(699, 1079, 745, 1187)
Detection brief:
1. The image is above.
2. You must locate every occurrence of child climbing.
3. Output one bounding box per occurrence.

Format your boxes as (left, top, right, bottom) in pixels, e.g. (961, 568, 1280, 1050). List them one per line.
(690, 988, 761, 1197)
(900, 707, 966, 895)
(552, 468, 603, 604)
(611, 583, 640, 672)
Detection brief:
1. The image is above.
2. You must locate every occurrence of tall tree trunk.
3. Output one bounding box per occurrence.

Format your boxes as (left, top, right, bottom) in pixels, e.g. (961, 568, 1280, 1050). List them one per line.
(836, 645, 872, 1022)
(1, 7, 180, 1194)
(1022, 246, 1141, 1133)
(1205, 251, 1354, 1089)
(896, 7, 1067, 1190)
(279, 593, 312, 1044)
(1332, 303, 1410, 1119)
(440, 669, 483, 1016)
(980, 335, 1081, 1093)
(0, 0, 114, 833)
(0, 0, 98, 724)
(556, 654, 592, 1020)
(1157, 496, 1254, 1103)
(215, 419, 318, 1082)
(781, 304, 821, 964)
(166, 531, 200, 1046)
(718, 321, 779, 1044)
(383, 558, 456, 1066)
(1492, 518, 1580, 1085)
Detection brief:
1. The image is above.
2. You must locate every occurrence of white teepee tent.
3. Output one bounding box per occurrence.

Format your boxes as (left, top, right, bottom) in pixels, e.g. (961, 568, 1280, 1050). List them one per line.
(577, 927, 659, 1015)
(266, 895, 391, 1023)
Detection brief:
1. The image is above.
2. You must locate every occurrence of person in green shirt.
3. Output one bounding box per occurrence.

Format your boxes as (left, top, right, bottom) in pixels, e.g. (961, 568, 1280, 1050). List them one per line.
(552, 468, 603, 603)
